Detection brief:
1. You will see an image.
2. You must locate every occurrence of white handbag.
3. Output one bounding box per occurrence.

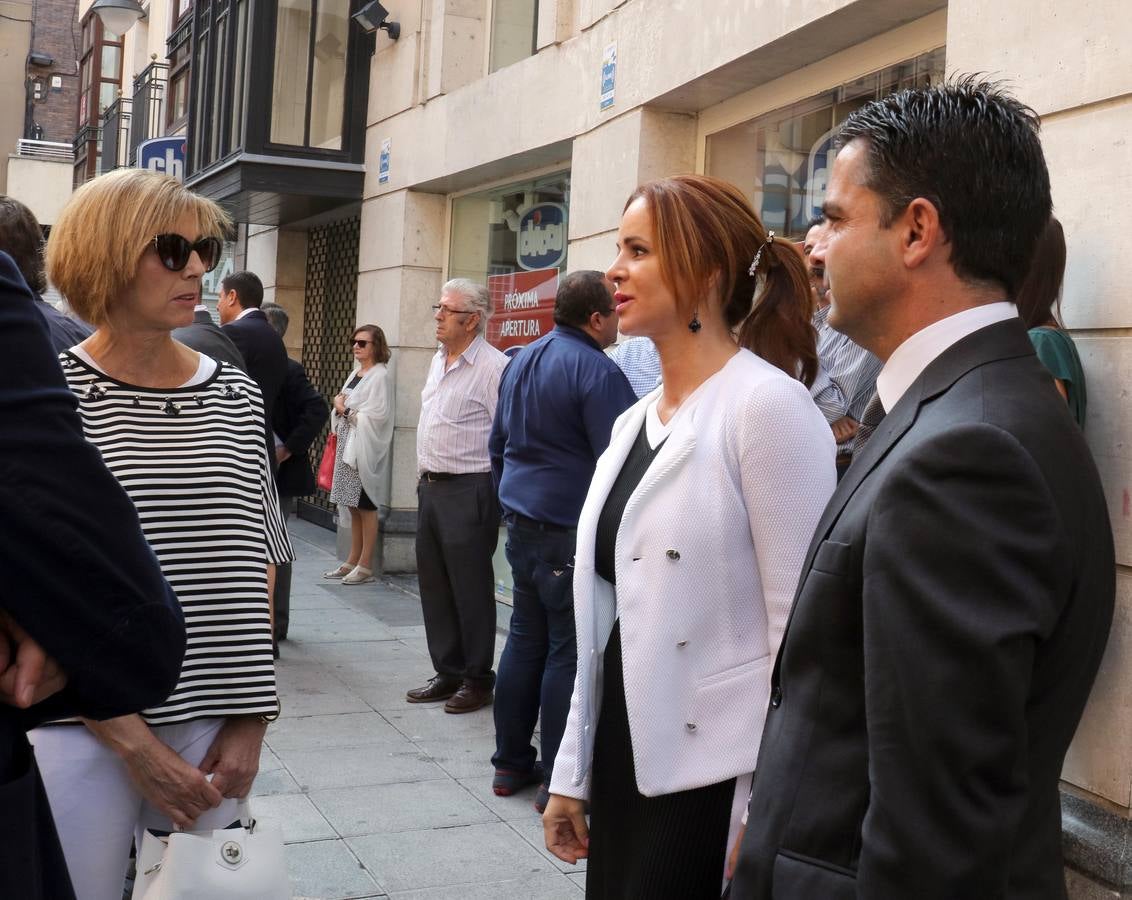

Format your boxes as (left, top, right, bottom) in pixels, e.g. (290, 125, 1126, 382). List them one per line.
(131, 802, 289, 900)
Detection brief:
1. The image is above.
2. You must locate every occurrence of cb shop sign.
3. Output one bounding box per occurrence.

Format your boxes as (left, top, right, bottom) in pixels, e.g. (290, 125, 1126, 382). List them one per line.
(517, 204, 567, 272)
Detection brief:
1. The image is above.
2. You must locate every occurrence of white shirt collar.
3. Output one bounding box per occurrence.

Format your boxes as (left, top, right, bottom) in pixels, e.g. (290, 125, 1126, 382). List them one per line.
(235, 307, 258, 321)
(193, 304, 208, 312)
(876, 302, 1018, 412)
(438, 334, 486, 367)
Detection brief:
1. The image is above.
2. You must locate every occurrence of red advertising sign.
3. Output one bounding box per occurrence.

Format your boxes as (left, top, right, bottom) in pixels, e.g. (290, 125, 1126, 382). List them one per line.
(486, 268, 558, 355)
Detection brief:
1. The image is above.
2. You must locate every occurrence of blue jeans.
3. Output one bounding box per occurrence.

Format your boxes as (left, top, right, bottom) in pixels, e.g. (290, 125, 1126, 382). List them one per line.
(491, 520, 578, 784)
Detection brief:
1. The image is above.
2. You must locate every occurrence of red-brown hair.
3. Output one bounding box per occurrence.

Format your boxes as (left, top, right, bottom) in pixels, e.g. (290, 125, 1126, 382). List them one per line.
(625, 175, 817, 385)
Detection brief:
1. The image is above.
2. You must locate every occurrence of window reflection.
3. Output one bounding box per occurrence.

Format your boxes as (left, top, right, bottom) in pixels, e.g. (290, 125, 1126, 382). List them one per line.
(271, 0, 312, 145)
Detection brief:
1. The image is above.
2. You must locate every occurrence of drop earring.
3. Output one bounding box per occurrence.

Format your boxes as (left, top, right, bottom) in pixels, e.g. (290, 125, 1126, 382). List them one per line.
(688, 310, 702, 333)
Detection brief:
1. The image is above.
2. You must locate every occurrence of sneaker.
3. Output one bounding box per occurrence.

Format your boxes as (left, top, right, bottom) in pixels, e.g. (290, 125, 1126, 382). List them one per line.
(341, 565, 375, 584)
(493, 761, 545, 797)
(322, 563, 353, 579)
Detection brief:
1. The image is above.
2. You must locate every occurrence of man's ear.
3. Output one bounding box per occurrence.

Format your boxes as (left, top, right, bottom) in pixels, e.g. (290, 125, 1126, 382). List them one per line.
(901, 198, 942, 270)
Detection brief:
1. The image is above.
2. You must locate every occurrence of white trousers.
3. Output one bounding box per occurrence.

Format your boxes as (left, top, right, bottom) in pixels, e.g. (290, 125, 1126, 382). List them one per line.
(28, 718, 241, 900)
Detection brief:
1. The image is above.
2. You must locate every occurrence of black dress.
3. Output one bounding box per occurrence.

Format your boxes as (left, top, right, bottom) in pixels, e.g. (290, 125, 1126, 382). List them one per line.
(586, 422, 737, 899)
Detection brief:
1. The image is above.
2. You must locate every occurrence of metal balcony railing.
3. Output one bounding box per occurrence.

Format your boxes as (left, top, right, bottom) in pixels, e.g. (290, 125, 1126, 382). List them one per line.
(129, 62, 169, 165)
(101, 97, 132, 172)
(15, 139, 74, 162)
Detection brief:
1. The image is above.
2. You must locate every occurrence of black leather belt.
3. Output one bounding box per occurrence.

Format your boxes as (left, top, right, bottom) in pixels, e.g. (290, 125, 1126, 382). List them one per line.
(420, 471, 482, 482)
(509, 513, 575, 534)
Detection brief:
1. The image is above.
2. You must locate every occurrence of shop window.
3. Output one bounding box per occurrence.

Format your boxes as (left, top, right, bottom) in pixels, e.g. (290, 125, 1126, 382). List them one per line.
(449, 172, 570, 353)
(489, 0, 538, 73)
(705, 48, 945, 240)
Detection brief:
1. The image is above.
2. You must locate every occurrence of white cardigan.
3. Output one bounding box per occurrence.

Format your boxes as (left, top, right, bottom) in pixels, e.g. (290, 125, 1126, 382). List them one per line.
(549, 349, 835, 799)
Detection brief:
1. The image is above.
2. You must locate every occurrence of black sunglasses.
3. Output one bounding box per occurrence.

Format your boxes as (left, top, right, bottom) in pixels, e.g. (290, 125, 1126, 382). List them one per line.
(152, 234, 223, 272)
(352, 339, 372, 348)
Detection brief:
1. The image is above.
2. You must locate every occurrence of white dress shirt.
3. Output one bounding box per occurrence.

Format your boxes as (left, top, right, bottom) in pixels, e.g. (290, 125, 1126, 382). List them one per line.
(417, 335, 508, 474)
(876, 302, 1017, 413)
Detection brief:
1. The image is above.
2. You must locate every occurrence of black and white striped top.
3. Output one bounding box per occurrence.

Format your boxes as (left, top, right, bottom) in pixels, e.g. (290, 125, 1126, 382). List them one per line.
(61, 352, 293, 725)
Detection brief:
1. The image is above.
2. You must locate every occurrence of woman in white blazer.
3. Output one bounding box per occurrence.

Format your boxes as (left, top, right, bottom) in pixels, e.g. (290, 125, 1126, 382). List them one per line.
(542, 175, 835, 897)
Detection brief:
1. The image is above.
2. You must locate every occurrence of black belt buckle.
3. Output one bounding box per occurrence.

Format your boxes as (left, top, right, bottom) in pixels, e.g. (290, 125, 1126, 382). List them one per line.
(420, 471, 453, 483)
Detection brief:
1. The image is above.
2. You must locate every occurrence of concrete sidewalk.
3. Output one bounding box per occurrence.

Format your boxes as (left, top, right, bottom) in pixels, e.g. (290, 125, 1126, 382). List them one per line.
(253, 518, 585, 899)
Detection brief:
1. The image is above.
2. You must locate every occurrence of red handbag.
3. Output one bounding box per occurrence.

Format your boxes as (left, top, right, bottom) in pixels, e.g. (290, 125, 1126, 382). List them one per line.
(316, 432, 337, 492)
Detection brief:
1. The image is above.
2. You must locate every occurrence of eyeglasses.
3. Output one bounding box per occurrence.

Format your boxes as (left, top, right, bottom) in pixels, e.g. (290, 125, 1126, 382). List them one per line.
(431, 304, 475, 318)
(351, 339, 372, 348)
(152, 234, 223, 273)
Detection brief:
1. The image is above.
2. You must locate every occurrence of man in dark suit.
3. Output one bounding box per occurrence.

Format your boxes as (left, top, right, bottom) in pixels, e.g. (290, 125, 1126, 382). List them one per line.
(261, 302, 329, 644)
(218, 270, 288, 459)
(171, 293, 247, 371)
(0, 252, 186, 899)
(729, 79, 1115, 899)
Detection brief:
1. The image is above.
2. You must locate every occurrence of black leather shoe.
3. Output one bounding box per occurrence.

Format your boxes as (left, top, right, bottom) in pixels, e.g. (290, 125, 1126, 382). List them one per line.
(406, 675, 460, 703)
(444, 681, 493, 714)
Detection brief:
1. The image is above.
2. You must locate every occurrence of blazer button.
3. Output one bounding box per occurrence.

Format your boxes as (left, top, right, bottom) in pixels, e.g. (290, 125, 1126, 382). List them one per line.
(685, 722, 697, 732)
(676, 640, 688, 648)
(770, 686, 782, 708)
(666, 549, 680, 561)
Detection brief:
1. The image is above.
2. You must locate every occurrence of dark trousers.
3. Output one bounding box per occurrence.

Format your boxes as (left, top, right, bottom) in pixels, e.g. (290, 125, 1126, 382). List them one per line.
(415, 473, 500, 688)
(492, 520, 578, 783)
(274, 497, 295, 641)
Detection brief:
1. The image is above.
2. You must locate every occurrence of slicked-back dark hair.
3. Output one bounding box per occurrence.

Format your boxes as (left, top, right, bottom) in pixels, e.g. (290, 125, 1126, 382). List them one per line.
(554, 270, 612, 328)
(0, 195, 47, 293)
(835, 76, 1051, 298)
(221, 270, 264, 308)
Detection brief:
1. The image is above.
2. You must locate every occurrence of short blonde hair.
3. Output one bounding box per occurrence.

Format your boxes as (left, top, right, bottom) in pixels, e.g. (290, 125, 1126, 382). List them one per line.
(46, 169, 231, 326)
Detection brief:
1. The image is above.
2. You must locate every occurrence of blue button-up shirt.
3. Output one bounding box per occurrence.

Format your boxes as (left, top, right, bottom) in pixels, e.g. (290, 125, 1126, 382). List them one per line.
(490, 325, 637, 527)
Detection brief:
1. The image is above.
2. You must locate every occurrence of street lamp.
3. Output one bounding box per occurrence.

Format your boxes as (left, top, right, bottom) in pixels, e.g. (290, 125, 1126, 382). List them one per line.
(351, 1, 401, 40)
(90, 0, 146, 36)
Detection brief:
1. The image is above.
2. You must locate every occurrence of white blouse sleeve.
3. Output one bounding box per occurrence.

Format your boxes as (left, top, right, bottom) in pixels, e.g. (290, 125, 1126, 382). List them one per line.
(737, 377, 835, 661)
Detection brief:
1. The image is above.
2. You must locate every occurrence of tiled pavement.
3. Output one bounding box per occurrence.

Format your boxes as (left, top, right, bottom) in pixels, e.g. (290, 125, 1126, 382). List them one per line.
(255, 518, 586, 899)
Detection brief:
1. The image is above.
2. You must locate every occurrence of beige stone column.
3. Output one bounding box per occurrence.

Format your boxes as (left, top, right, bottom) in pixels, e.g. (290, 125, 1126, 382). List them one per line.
(948, 3, 1132, 896)
(567, 107, 697, 272)
(356, 188, 447, 571)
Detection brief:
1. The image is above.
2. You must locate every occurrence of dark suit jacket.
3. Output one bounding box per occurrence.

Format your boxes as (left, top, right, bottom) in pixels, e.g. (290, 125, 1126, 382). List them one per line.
(33, 295, 93, 353)
(0, 253, 186, 900)
(274, 357, 328, 497)
(222, 309, 289, 459)
(731, 319, 1114, 900)
(172, 308, 247, 372)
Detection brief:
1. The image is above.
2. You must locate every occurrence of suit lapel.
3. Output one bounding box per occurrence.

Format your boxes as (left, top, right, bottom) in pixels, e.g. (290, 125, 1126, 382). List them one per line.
(774, 319, 1039, 674)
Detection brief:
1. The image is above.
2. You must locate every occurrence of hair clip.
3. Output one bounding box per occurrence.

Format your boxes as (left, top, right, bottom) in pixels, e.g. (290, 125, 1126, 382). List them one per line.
(748, 231, 776, 276)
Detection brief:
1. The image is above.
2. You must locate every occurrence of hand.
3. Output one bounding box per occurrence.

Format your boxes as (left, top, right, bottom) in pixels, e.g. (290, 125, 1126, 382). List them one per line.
(86, 716, 224, 829)
(274, 445, 292, 465)
(542, 793, 589, 864)
(0, 610, 67, 708)
(831, 415, 860, 444)
(333, 393, 347, 416)
(198, 716, 268, 799)
(725, 822, 746, 879)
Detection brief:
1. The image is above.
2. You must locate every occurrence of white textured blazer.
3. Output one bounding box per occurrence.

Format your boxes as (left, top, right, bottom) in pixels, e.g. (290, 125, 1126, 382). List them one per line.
(549, 349, 835, 800)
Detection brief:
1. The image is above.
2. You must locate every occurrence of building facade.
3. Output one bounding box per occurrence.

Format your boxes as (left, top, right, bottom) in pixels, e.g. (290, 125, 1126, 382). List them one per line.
(0, 0, 80, 223)
(67, 2, 1132, 892)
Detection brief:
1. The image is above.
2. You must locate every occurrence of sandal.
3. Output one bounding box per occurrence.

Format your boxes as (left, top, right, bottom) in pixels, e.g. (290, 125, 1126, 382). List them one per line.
(341, 565, 375, 585)
(322, 563, 353, 579)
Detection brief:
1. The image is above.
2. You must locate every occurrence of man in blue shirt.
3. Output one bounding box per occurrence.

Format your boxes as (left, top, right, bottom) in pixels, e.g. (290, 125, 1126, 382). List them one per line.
(489, 270, 636, 812)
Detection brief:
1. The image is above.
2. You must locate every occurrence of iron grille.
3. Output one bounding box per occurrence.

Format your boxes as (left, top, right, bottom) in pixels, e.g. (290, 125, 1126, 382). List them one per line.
(129, 62, 169, 165)
(301, 215, 361, 519)
(100, 96, 131, 172)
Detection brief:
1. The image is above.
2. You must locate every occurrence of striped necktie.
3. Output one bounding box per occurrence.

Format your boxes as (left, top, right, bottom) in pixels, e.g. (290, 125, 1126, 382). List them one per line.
(852, 392, 886, 454)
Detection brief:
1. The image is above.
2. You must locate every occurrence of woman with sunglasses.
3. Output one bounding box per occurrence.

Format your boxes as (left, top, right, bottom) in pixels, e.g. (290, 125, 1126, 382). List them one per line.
(28, 169, 292, 900)
(323, 325, 394, 584)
